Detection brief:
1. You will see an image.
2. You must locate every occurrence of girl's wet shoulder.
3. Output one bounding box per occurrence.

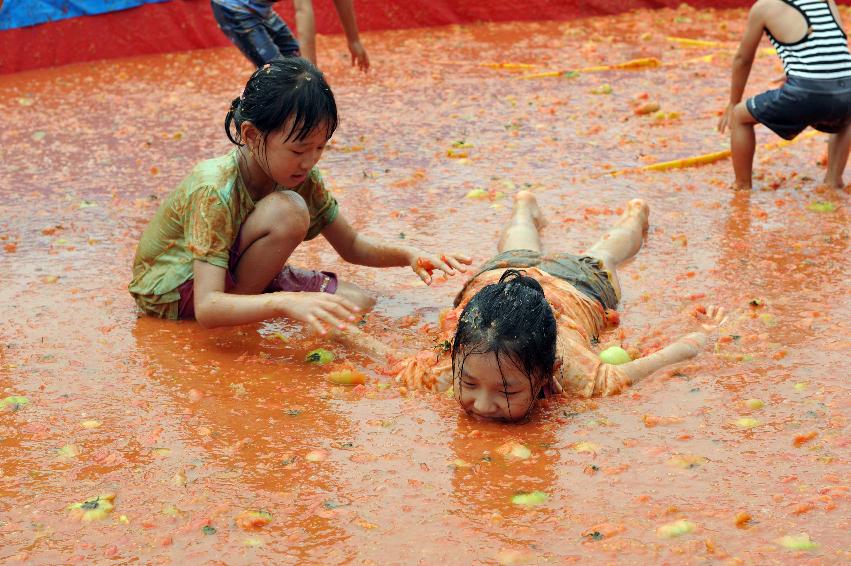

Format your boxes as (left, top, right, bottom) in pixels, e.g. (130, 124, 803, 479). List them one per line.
(178, 153, 238, 192)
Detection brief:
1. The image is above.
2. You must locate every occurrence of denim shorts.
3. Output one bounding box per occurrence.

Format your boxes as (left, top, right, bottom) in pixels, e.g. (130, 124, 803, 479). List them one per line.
(454, 250, 619, 311)
(747, 76, 851, 140)
(210, 1, 300, 67)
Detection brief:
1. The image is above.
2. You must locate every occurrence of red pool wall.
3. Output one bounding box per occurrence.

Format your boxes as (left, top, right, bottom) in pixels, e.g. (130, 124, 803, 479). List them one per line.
(0, 0, 808, 75)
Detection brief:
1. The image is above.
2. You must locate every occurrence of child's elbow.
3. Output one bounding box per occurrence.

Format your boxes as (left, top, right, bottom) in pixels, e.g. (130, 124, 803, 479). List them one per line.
(733, 52, 754, 67)
(193, 301, 220, 329)
(195, 312, 218, 329)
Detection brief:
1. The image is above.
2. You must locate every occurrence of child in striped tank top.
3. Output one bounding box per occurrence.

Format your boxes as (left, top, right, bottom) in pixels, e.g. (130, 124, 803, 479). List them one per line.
(718, 0, 851, 189)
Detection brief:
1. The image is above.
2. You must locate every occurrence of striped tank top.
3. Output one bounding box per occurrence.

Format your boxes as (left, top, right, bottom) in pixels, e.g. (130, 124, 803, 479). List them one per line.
(766, 0, 851, 80)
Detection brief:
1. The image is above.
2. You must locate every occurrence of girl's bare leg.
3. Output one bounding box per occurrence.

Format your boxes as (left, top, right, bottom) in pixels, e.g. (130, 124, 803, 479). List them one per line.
(730, 102, 759, 190)
(498, 191, 547, 253)
(825, 125, 851, 189)
(230, 192, 377, 311)
(231, 191, 310, 294)
(585, 199, 650, 298)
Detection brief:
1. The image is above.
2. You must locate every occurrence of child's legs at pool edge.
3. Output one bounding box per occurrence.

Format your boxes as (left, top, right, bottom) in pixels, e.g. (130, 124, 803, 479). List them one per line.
(497, 191, 545, 253)
(585, 199, 650, 299)
(825, 124, 851, 188)
(731, 102, 759, 189)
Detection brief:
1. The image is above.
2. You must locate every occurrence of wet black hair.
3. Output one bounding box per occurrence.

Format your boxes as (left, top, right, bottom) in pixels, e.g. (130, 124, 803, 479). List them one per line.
(224, 57, 338, 149)
(451, 269, 558, 420)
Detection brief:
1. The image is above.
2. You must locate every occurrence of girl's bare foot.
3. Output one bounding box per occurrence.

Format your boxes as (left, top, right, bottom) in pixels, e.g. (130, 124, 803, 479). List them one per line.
(514, 190, 547, 229)
(617, 198, 650, 235)
(822, 175, 845, 190)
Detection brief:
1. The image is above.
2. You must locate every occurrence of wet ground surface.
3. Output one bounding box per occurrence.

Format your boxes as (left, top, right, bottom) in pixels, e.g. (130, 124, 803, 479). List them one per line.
(0, 5, 849, 564)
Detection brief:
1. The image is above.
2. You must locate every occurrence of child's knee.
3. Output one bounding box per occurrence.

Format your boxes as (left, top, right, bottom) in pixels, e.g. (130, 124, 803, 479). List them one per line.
(260, 191, 310, 238)
(733, 102, 755, 125)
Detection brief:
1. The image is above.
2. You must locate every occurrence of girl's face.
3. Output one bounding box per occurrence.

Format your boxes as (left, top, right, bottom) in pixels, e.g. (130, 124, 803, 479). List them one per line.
(252, 121, 329, 188)
(456, 352, 535, 422)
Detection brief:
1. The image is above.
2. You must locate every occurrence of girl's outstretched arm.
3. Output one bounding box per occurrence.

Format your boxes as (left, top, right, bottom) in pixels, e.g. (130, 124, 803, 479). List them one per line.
(326, 324, 393, 360)
(323, 323, 447, 389)
(718, 2, 768, 134)
(321, 213, 472, 285)
(621, 305, 727, 384)
(192, 260, 361, 332)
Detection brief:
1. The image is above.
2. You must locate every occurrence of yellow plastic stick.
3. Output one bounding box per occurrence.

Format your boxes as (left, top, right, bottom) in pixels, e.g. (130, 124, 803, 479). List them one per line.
(666, 36, 774, 56)
(608, 57, 662, 69)
(520, 57, 661, 79)
(660, 48, 772, 70)
(666, 36, 727, 48)
(609, 150, 731, 176)
(640, 149, 732, 172)
(608, 131, 822, 176)
(520, 70, 566, 79)
(520, 49, 774, 79)
(471, 46, 770, 79)
(481, 62, 537, 69)
(664, 54, 716, 66)
(432, 60, 537, 69)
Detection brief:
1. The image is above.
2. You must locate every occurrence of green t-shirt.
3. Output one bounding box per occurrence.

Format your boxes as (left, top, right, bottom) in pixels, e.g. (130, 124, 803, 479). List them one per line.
(129, 150, 339, 319)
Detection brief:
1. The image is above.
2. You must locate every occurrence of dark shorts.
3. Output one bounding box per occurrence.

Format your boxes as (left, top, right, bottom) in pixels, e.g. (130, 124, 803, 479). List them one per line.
(747, 76, 851, 140)
(210, 1, 301, 67)
(177, 231, 337, 320)
(455, 250, 619, 311)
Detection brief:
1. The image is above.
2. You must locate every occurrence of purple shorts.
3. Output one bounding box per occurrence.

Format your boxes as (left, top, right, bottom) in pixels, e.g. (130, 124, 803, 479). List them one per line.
(177, 232, 338, 320)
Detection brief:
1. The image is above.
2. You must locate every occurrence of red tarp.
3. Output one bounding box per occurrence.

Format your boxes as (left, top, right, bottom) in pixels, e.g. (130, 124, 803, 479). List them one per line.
(0, 0, 770, 75)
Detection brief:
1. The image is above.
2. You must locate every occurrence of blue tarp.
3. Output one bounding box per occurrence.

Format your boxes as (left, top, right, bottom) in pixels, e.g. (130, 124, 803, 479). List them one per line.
(0, 0, 170, 31)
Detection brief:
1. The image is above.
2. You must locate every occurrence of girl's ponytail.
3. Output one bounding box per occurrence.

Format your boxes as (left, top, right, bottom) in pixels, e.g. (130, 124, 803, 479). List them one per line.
(497, 269, 545, 296)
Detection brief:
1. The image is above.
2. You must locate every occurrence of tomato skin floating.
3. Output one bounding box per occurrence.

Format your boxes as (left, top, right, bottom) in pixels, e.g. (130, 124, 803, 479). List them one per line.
(599, 346, 632, 365)
(657, 520, 696, 538)
(634, 102, 660, 115)
(235, 510, 272, 530)
(305, 348, 335, 364)
(495, 441, 532, 460)
(67, 493, 115, 522)
(327, 370, 367, 385)
(305, 449, 329, 462)
(511, 491, 548, 506)
(777, 533, 819, 551)
(0, 396, 28, 410)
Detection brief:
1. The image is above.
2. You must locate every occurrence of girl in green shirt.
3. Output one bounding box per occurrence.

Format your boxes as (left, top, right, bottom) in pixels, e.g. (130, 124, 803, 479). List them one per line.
(130, 58, 470, 333)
